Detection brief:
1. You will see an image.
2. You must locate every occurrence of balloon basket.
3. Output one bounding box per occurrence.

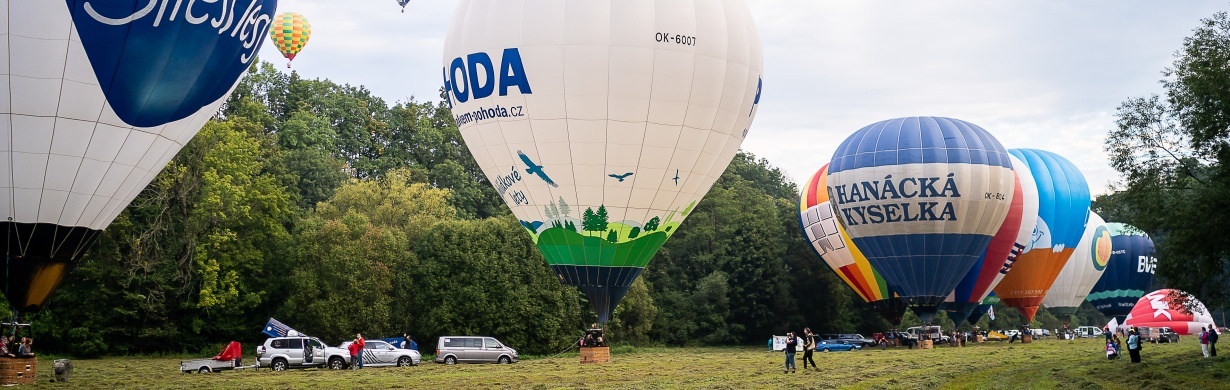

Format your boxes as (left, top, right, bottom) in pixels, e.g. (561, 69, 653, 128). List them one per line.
(579, 346, 610, 364)
(0, 357, 36, 385)
(920, 339, 933, 349)
(975, 335, 985, 343)
(1022, 334, 1033, 344)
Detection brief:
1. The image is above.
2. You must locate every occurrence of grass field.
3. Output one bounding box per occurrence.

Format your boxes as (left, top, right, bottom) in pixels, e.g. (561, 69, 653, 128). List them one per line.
(19, 338, 1230, 389)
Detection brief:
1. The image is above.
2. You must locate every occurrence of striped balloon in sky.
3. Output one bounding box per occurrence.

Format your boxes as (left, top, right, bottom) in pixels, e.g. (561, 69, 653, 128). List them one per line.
(800, 164, 905, 324)
(1086, 223, 1156, 321)
(270, 12, 311, 67)
(827, 117, 1015, 323)
(1042, 211, 1111, 317)
(993, 149, 1091, 322)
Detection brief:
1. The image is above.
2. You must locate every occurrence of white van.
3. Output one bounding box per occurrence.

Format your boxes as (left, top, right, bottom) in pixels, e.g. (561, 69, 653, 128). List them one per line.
(906, 326, 949, 343)
(435, 336, 519, 364)
(1075, 326, 1104, 338)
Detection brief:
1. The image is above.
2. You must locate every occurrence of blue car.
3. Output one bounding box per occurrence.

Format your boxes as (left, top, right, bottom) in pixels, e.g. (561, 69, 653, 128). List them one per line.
(816, 340, 862, 352)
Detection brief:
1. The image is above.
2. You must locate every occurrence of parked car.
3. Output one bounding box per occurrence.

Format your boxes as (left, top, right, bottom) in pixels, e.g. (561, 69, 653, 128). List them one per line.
(435, 336, 519, 364)
(255, 336, 349, 371)
(833, 334, 876, 347)
(1029, 328, 1051, 337)
(338, 340, 421, 368)
(815, 340, 861, 352)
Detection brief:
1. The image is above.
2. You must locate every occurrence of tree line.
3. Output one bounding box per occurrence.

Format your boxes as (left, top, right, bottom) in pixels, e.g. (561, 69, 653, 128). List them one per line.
(21, 62, 1079, 358)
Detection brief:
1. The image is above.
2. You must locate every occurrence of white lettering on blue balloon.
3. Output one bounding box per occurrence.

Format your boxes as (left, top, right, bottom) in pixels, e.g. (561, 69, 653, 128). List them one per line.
(83, 0, 270, 64)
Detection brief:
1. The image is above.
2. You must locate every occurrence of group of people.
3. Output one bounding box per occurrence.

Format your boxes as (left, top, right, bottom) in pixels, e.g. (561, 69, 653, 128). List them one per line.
(0, 336, 32, 358)
(781, 328, 818, 373)
(1200, 326, 1220, 358)
(346, 333, 366, 369)
(580, 324, 606, 347)
(1105, 327, 1144, 363)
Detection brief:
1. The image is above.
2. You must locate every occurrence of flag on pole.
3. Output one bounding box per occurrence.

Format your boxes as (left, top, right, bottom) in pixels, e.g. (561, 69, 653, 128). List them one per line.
(988, 306, 996, 321)
(263, 318, 297, 338)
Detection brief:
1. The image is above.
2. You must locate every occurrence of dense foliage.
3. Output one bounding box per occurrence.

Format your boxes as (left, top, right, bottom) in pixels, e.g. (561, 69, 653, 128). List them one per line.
(27, 62, 1068, 357)
(1100, 11, 1230, 311)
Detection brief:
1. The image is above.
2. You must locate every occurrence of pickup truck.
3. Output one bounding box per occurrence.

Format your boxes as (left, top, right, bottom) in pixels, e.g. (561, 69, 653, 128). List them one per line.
(181, 341, 249, 373)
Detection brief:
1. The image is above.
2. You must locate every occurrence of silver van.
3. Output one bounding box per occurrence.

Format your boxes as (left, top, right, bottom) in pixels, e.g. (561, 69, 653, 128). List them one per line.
(434, 336, 518, 364)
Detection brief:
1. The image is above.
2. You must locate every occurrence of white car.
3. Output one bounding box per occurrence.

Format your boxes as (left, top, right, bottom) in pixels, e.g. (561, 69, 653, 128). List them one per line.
(339, 340, 422, 368)
(256, 336, 349, 371)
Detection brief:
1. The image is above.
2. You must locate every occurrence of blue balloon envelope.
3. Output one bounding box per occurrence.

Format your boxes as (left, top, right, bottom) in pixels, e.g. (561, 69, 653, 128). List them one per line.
(1086, 223, 1156, 321)
(827, 117, 1016, 323)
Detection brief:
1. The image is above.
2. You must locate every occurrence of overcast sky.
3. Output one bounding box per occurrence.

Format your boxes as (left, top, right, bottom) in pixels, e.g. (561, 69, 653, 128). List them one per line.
(257, 1, 1228, 195)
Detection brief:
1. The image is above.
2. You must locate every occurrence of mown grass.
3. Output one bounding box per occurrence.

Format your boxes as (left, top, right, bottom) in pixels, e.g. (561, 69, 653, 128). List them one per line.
(19, 338, 1229, 389)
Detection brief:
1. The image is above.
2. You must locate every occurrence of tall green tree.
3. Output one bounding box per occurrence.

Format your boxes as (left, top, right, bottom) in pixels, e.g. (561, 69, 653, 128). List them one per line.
(1103, 11, 1230, 310)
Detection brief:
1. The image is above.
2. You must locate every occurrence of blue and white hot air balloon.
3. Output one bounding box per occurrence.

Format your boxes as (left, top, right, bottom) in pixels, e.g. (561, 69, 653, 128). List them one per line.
(827, 117, 1015, 323)
(0, 1, 276, 319)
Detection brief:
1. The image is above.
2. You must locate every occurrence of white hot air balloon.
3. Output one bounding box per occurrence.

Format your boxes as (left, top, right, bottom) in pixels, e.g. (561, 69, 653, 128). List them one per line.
(1043, 212, 1112, 317)
(443, 0, 763, 322)
(0, 1, 276, 318)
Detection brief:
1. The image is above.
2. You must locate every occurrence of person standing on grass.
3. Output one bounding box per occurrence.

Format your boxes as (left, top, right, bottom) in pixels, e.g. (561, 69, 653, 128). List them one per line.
(783, 332, 797, 374)
(348, 338, 361, 369)
(801, 328, 817, 370)
(355, 333, 366, 369)
(1201, 326, 1210, 358)
(1127, 328, 1141, 363)
(1210, 326, 1219, 356)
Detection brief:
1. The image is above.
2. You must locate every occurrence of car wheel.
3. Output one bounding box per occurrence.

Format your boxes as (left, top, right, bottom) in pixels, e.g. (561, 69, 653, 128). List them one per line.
(822, 348, 829, 352)
(398, 356, 411, 367)
(329, 357, 346, 370)
(499, 356, 511, 364)
(197, 367, 210, 374)
(272, 359, 288, 372)
(444, 356, 457, 365)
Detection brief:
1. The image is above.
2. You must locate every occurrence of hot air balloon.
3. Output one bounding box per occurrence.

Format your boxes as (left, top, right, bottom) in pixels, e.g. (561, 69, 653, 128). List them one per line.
(944, 154, 1036, 324)
(1123, 289, 1217, 335)
(270, 12, 311, 68)
(443, 0, 763, 323)
(1087, 223, 1157, 321)
(827, 117, 1016, 323)
(1042, 212, 1111, 317)
(800, 164, 906, 325)
(993, 149, 1090, 322)
(398, 0, 411, 13)
(0, 1, 276, 320)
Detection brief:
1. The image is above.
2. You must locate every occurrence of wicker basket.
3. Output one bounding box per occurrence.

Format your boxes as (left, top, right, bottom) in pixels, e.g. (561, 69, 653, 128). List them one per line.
(579, 346, 610, 364)
(0, 357, 36, 385)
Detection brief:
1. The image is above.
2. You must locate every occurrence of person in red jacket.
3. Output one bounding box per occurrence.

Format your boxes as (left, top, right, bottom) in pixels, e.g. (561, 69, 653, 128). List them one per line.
(355, 333, 366, 369)
(347, 337, 361, 369)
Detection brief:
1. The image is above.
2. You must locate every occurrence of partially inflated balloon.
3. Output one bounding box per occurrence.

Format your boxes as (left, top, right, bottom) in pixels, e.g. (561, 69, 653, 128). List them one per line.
(270, 12, 310, 67)
(966, 293, 1000, 326)
(827, 117, 1015, 323)
(1087, 223, 1156, 321)
(1042, 212, 1111, 317)
(1123, 289, 1217, 335)
(800, 164, 904, 324)
(945, 154, 1030, 323)
(994, 149, 1090, 322)
(444, 0, 763, 322)
(1, 1, 276, 315)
